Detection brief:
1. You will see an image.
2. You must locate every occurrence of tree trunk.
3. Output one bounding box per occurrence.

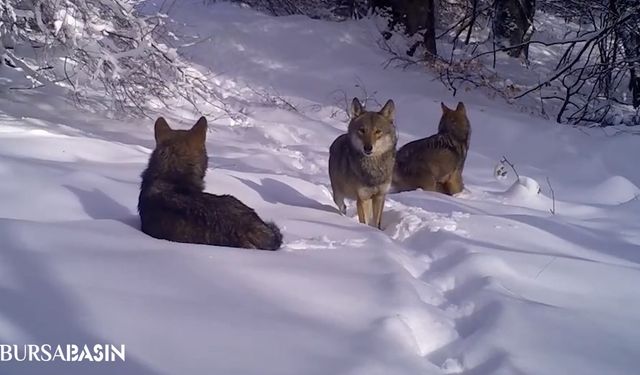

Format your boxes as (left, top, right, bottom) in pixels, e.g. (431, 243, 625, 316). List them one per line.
(493, 0, 536, 58)
(373, 0, 437, 60)
(465, 0, 479, 45)
(423, 0, 437, 60)
(630, 69, 640, 108)
(612, 0, 640, 108)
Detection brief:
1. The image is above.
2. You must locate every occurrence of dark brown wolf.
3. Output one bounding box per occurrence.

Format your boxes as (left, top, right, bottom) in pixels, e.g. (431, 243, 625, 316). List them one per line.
(138, 116, 282, 250)
(393, 102, 471, 195)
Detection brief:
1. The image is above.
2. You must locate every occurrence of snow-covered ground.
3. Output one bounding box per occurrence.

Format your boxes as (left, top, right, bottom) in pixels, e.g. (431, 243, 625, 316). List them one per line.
(1, 1, 640, 374)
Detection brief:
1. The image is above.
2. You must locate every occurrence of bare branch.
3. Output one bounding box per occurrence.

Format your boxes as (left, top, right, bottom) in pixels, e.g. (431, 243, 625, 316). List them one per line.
(546, 177, 556, 215)
(500, 156, 520, 181)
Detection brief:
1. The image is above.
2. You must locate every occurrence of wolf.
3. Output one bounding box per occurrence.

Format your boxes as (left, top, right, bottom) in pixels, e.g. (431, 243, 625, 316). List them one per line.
(138, 116, 282, 250)
(328, 98, 397, 229)
(393, 102, 471, 195)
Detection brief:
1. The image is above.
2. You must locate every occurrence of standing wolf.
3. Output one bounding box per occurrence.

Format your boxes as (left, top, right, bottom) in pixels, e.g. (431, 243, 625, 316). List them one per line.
(393, 102, 471, 195)
(329, 98, 397, 229)
(138, 116, 282, 250)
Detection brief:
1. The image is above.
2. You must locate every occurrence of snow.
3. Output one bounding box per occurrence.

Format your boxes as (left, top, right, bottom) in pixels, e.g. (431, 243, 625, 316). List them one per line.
(1, 1, 640, 374)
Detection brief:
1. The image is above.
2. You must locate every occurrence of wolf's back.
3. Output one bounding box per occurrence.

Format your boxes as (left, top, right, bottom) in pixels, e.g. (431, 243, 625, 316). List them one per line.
(139, 182, 282, 250)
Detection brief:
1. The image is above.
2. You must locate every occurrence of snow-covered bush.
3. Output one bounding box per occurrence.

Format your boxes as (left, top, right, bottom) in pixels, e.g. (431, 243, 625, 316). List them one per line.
(0, 0, 230, 116)
(435, 0, 640, 126)
(375, 0, 640, 127)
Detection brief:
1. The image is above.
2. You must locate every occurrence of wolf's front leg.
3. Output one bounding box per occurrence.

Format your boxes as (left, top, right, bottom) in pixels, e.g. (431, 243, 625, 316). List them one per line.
(372, 194, 385, 229)
(356, 198, 372, 225)
(444, 170, 464, 195)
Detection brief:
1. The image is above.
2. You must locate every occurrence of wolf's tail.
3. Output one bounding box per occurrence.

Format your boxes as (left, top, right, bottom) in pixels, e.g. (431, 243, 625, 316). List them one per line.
(265, 222, 283, 250)
(250, 221, 283, 251)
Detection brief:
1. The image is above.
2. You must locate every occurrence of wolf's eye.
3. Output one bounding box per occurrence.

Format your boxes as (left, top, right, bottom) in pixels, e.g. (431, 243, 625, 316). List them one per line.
(374, 129, 382, 136)
(358, 128, 365, 134)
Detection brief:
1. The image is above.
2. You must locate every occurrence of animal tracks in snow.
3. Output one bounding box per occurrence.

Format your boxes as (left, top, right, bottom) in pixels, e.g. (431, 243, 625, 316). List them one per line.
(267, 171, 621, 375)
(383, 201, 470, 242)
(285, 235, 367, 251)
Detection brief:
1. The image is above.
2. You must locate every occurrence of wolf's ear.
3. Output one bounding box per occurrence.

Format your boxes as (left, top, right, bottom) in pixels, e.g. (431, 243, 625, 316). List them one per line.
(351, 97, 364, 118)
(441, 102, 451, 113)
(456, 102, 466, 114)
(379, 99, 395, 120)
(154, 117, 173, 144)
(189, 116, 208, 145)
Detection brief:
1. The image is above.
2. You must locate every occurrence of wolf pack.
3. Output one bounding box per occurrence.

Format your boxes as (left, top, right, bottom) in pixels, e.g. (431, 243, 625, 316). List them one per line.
(138, 98, 471, 250)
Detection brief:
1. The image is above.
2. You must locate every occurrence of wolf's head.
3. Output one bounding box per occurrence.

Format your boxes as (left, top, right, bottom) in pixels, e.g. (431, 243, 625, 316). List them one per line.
(149, 116, 209, 185)
(348, 98, 397, 157)
(438, 102, 471, 146)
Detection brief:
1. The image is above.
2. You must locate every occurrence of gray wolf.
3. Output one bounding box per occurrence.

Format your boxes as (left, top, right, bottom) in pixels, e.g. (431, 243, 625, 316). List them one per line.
(328, 98, 397, 229)
(393, 102, 471, 195)
(138, 116, 282, 250)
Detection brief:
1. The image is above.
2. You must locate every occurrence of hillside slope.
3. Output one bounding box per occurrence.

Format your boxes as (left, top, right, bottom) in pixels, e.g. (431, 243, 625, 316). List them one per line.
(1, 2, 639, 374)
